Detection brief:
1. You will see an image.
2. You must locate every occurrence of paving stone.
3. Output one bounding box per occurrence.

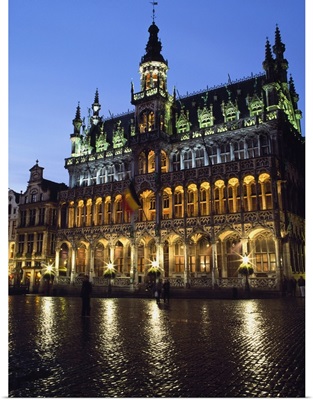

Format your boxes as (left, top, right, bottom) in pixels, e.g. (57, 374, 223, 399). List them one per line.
(8, 296, 305, 397)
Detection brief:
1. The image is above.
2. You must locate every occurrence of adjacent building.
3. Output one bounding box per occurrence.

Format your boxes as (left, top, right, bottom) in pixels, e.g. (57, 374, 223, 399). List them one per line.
(12, 161, 67, 292)
(8, 189, 20, 285)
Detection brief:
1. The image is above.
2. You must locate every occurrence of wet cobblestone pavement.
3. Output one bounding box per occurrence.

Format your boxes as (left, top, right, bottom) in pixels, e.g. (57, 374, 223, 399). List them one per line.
(8, 296, 305, 397)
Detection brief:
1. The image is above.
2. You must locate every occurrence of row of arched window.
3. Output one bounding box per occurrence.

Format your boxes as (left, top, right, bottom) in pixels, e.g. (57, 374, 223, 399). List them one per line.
(60, 232, 278, 277)
(61, 173, 274, 228)
(70, 134, 271, 188)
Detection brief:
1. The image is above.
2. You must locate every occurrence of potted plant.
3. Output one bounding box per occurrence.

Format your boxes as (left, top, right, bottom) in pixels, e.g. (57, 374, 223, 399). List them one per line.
(103, 269, 116, 279)
(147, 266, 161, 281)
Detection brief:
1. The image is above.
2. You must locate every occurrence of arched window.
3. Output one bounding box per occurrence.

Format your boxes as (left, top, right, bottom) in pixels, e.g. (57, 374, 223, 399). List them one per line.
(137, 242, 145, 274)
(86, 199, 92, 226)
(138, 153, 146, 174)
(187, 184, 197, 217)
(226, 237, 242, 277)
(208, 145, 217, 165)
(114, 196, 123, 224)
(198, 238, 211, 273)
(183, 149, 192, 169)
(99, 167, 106, 184)
(174, 241, 185, 273)
(174, 188, 184, 218)
(116, 163, 124, 181)
(82, 171, 89, 187)
(148, 151, 155, 173)
(76, 200, 84, 227)
(76, 244, 86, 275)
(258, 173, 272, 210)
(199, 183, 210, 216)
(148, 112, 155, 131)
(247, 137, 259, 158)
(254, 233, 276, 273)
(214, 180, 225, 214)
(227, 178, 240, 213)
(243, 175, 257, 211)
(161, 150, 168, 173)
(260, 135, 270, 155)
(148, 194, 156, 221)
(104, 197, 112, 224)
(162, 189, 171, 219)
(94, 243, 105, 277)
(145, 73, 151, 89)
(107, 165, 115, 182)
(195, 147, 205, 167)
(114, 241, 123, 274)
(233, 140, 245, 160)
(220, 143, 231, 163)
(95, 198, 102, 225)
(172, 151, 180, 171)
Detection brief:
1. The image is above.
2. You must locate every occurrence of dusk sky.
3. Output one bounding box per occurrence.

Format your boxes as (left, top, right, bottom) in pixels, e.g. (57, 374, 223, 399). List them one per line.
(8, 0, 306, 192)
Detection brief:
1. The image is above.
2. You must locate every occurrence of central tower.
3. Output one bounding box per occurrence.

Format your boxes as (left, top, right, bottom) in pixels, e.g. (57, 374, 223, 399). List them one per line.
(130, 20, 174, 140)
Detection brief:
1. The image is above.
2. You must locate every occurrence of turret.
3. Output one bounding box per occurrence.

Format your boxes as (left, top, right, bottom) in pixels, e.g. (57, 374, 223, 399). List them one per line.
(70, 103, 82, 156)
(72, 102, 82, 135)
(91, 88, 101, 126)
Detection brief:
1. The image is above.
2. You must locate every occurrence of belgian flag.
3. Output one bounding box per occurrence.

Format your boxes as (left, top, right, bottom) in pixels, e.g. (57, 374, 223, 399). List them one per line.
(124, 181, 141, 212)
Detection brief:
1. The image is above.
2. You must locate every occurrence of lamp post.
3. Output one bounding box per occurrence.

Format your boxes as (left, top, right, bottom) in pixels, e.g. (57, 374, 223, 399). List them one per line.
(103, 262, 116, 296)
(41, 262, 56, 295)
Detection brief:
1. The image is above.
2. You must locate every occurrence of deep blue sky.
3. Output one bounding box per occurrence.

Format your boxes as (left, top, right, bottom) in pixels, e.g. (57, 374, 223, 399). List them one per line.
(8, 0, 306, 192)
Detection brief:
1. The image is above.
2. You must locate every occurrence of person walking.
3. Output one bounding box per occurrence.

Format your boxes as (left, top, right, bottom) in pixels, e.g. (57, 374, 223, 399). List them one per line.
(297, 276, 305, 297)
(81, 275, 92, 316)
(154, 279, 162, 304)
(163, 279, 170, 303)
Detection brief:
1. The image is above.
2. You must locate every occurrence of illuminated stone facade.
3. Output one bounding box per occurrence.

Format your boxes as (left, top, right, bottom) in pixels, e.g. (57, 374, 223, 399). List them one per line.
(53, 23, 305, 291)
(12, 162, 68, 292)
(8, 189, 20, 284)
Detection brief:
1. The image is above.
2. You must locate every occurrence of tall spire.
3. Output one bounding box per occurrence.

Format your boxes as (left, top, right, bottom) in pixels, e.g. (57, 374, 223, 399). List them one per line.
(273, 25, 288, 83)
(273, 24, 285, 59)
(262, 37, 275, 82)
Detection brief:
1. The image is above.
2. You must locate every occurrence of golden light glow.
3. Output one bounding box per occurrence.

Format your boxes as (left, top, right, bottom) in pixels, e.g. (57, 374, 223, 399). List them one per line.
(242, 254, 250, 264)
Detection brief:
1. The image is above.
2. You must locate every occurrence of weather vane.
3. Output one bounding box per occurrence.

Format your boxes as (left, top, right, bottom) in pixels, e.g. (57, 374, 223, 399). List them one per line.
(151, 1, 158, 23)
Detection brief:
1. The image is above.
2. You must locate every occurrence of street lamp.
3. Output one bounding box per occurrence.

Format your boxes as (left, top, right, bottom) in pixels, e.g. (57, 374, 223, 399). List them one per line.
(238, 253, 254, 297)
(41, 262, 56, 295)
(103, 261, 116, 296)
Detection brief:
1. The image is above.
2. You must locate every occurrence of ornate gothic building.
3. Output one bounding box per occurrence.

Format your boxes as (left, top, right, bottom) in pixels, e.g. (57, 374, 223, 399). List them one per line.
(13, 19, 305, 293)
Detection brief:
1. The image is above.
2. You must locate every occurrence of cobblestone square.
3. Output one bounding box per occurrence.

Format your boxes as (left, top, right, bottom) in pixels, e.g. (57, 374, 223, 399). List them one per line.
(8, 296, 305, 397)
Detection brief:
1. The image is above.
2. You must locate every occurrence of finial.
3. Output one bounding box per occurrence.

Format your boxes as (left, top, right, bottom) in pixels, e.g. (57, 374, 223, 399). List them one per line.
(151, 1, 158, 23)
(36, 159, 39, 165)
(94, 88, 99, 104)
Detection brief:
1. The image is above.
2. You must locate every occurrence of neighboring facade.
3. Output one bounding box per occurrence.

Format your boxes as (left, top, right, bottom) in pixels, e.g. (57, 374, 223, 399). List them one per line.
(8, 189, 20, 285)
(12, 161, 68, 292)
(53, 21, 304, 292)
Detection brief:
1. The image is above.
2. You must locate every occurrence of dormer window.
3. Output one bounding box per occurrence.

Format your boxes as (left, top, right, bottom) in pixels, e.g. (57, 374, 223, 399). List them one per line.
(222, 100, 240, 122)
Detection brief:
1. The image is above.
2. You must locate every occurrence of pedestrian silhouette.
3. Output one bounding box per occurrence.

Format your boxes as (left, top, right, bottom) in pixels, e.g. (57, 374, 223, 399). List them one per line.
(163, 279, 170, 303)
(297, 276, 305, 297)
(81, 275, 92, 316)
(154, 280, 162, 304)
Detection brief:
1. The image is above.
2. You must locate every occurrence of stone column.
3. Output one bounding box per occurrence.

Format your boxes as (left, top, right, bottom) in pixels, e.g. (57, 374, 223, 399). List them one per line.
(70, 247, 76, 284)
(89, 245, 95, 281)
